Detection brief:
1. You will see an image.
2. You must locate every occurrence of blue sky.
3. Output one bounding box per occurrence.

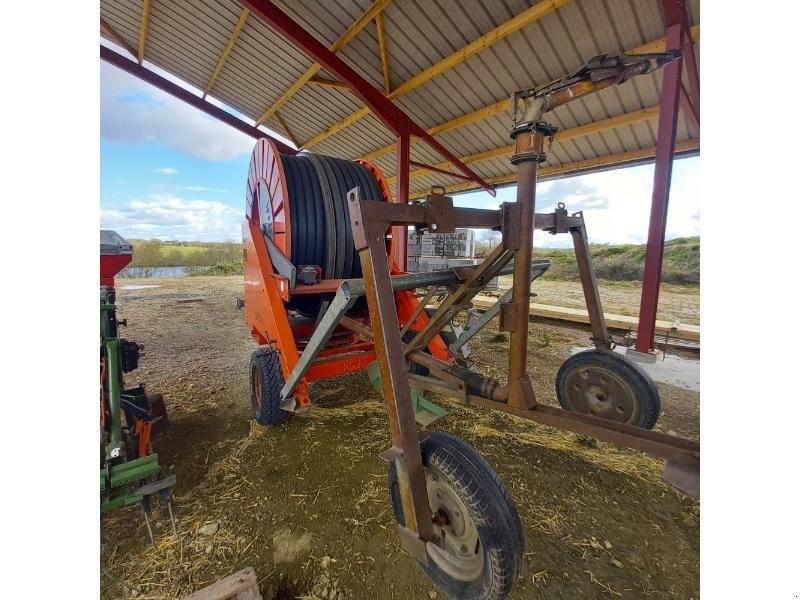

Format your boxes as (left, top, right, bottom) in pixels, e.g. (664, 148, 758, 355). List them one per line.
(100, 43, 699, 246)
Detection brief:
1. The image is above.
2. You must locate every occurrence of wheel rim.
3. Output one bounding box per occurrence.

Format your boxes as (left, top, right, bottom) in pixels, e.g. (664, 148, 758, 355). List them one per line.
(425, 464, 484, 582)
(563, 363, 639, 423)
(252, 366, 262, 411)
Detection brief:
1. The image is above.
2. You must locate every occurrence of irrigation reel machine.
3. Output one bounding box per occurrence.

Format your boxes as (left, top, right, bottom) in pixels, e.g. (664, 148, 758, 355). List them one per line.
(242, 51, 699, 599)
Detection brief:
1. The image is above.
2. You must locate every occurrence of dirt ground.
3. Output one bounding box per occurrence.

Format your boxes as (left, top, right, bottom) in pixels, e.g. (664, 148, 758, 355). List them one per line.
(101, 276, 699, 600)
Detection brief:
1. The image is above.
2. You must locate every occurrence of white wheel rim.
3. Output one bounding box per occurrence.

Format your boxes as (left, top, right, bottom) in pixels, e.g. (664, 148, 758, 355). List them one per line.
(424, 464, 485, 582)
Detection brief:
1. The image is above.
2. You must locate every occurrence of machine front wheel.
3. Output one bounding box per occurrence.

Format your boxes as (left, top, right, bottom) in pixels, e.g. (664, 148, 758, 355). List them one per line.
(388, 432, 523, 600)
(555, 349, 661, 429)
(250, 347, 292, 426)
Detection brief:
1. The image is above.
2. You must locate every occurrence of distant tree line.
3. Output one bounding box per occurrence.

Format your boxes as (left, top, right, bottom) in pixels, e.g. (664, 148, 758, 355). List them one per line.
(475, 235, 699, 285)
(130, 240, 243, 267)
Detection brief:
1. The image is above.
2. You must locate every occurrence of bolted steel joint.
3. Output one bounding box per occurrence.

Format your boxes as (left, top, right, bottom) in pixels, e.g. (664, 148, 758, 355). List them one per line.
(510, 123, 555, 165)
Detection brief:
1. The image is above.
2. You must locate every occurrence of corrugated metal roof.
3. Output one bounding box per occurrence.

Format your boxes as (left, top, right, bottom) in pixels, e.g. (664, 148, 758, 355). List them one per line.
(100, 0, 699, 198)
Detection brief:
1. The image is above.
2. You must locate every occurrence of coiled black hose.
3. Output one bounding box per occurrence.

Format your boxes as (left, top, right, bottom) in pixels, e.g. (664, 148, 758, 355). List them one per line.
(281, 153, 384, 280)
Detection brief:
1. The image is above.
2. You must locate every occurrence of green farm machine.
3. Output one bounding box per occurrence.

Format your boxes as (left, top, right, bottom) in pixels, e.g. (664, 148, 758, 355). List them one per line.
(100, 230, 176, 541)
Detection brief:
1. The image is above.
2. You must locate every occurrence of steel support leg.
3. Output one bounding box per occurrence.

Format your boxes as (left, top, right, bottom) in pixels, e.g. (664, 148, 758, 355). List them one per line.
(506, 129, 544, 409)
(347, 187, 433, 559)
(280, 282, 358, 408)
(634, 21, 684, 354)
(570, 224, 613, 349)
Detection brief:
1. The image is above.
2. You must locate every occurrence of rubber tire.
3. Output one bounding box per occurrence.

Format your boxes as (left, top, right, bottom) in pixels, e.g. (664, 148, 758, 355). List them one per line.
(555, 349, 661, 429)
(250, 347, 292, 426)
(389, 432, 523, 600)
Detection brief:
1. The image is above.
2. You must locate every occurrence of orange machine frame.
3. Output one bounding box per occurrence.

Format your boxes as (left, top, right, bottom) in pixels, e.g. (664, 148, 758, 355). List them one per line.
(243, 141, 450, 410)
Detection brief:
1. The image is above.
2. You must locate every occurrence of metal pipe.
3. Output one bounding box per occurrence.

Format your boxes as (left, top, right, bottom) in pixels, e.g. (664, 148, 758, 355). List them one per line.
(407, 350, 507, 401)
(341, 260, 549, 297)
(105, 338, 123, 446)
(505, 130, 543, 409)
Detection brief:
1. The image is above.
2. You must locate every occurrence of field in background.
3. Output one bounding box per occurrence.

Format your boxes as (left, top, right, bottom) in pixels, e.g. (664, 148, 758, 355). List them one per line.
(479, 236, 699, 285)
(128, 239, 242, 275)
(126, 236, 700, 286)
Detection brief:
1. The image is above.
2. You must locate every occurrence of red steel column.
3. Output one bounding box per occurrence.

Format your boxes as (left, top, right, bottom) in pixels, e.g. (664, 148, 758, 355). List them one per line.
(634, 15, 685, 354)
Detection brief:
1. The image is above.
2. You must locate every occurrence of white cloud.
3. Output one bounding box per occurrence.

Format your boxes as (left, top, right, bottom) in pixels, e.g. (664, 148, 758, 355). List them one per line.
(100, 193, 243, 242)
(100, 61, 256, 162)
(457, 157, 700, 247)
(154, 167, 179, 175)
(185, 185, 230, 194)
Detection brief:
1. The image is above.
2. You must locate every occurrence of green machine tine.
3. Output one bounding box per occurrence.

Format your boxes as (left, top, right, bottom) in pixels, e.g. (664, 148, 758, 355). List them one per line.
(105, 337, 123, 447)
(108, 454, 159, 488)
(367, 361, 447, 427)
(101, 493, 144, 514)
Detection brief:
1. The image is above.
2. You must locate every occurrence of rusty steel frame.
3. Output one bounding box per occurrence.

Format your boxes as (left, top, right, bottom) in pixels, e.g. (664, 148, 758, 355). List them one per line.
(347, 183, 700, 507)
(346, 61, 701, 544)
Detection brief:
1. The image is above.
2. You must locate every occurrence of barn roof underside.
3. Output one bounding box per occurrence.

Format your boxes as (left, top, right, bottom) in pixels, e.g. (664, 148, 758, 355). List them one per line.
(100, 0, 700, 199)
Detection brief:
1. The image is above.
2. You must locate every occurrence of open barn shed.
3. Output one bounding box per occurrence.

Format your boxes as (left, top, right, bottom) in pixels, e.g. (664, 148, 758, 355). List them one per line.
(97, 1, 701, 599)
(100, 0, 699, 355)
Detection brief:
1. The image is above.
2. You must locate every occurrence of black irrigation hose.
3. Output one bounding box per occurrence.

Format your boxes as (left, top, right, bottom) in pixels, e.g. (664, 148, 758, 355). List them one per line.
(278, 152, 385, 313)
(281, 152, 384, 280)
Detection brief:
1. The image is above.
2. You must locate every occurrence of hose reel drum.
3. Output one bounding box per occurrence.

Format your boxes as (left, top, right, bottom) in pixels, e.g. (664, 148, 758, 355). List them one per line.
(246, 139, 397, 294)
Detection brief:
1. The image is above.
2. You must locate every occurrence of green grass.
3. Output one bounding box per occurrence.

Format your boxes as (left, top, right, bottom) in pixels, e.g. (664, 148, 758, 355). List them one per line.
(191, 262, 243, 276)
(160, 245, 206, 256)
(128, 240, 242, 268)
(480, 237, 699, 285)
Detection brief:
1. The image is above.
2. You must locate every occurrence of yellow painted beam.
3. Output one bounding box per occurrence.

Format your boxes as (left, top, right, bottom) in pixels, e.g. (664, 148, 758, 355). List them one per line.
(361, 98, 511, 162)
(390, 0, 570, 99)
(308, 76, 351, 89)
(203, 7, 249, 99)
(302, 106, 372, 149)
(100, 18, 137, 59)
(137, 0, 152, 65)
(303, 0, 572, 148)
(631, 24, 700, 55)
(375, 12, 391, 94)
(408, 138, 700, 199)
(274, 111, 299, 147)
(357, 24, 700, 164)
(390, 105, 660, 184)
(255, 0, 391, 126)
